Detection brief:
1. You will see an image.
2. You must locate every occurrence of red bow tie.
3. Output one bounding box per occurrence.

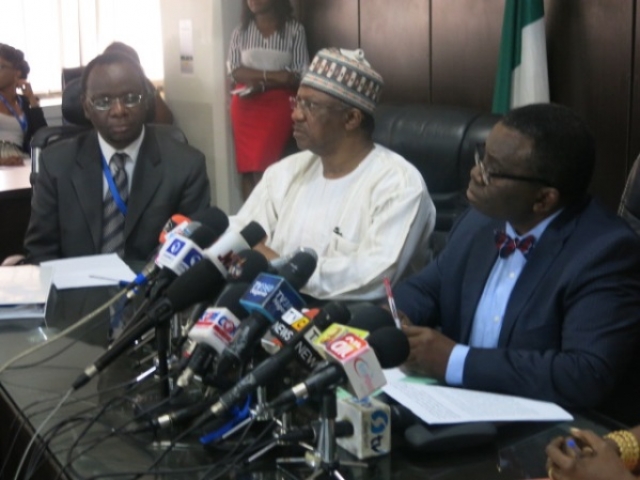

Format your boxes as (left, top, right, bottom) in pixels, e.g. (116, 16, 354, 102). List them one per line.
(494, 230, 536, 259)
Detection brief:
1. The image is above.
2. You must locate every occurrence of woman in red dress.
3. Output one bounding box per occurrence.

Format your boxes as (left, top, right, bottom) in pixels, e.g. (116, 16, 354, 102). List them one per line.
(228, 0, 309, 200)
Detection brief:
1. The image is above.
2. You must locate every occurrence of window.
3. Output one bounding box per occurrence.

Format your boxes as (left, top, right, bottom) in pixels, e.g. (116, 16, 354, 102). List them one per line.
(3, 0, 164, 95)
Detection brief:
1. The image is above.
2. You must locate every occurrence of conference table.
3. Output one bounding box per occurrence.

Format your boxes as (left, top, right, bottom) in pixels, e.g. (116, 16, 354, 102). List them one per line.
(0, 286, 624, 479)
(0, 161, 32, 262)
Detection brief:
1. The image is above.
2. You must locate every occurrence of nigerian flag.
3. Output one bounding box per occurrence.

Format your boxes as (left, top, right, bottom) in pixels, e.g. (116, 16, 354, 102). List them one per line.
(492, 0, 549, 114)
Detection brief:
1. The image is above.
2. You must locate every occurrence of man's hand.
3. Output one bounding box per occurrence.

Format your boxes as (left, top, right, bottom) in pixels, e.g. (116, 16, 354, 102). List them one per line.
(401, 325, 456, 380)
(253, 241, 279, 261)
(545, 429, 634, 480)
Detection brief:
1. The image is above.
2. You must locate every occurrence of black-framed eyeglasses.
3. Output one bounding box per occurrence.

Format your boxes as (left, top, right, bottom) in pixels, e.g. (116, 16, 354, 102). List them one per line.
(89, 93, 145, 111)
(474, 143, 553, 187)
(289, 96, 348, 115)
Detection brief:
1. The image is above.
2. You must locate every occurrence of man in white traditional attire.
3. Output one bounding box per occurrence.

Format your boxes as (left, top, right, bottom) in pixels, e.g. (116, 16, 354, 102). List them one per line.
(231, 47, 435, 301)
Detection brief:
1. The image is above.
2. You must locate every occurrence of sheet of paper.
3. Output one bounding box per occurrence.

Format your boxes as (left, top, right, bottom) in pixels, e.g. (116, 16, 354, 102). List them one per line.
(383, 378, 572, 425)
(0, 265, 53, 321)
(41, 254, 136, 290)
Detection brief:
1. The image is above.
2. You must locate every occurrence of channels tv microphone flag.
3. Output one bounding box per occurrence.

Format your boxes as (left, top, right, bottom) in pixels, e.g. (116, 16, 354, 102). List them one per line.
(266, 326, 410, 412)
(71, 246, 268, 390)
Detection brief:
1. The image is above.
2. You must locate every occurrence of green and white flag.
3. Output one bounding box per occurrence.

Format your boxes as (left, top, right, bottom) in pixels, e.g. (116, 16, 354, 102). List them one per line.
(492, 0, 549, 114)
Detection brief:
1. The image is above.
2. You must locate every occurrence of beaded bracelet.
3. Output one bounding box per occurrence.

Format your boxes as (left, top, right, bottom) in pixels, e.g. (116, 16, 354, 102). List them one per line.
(604, 430, 640, 471)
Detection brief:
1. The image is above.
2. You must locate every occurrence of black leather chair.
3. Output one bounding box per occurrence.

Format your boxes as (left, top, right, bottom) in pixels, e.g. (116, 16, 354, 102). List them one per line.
(619, 153, 640, 236)
(373, 104, 501, 254)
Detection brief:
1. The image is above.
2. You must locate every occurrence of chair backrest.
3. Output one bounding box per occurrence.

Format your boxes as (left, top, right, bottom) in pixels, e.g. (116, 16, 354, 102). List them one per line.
(373, 104, 500, 253)
(619, 153, 640, 236)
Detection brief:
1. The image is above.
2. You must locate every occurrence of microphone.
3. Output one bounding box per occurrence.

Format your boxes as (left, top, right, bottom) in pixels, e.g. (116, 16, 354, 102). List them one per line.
(176, 307, 242, 389)
(268, 247, 318, 271)
(204, 302, 350, 419)
(276, 419, 354, 443)
(126, 207, 229, 300)
(146, 224, 219, 300)
(266, 326, 410, 411)
(346, 304, 397, 331)
(71, 251, 266, 390)
(336, 395, 392, 459)
(202, 221, 266, 277)
(213, 250, 317, 378)
(158, 213, 190, 244)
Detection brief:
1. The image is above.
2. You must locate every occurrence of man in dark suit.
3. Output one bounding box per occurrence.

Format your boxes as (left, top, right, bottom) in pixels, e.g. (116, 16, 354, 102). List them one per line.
(24, 52, 210, 263)
(393, 103, 640, 424)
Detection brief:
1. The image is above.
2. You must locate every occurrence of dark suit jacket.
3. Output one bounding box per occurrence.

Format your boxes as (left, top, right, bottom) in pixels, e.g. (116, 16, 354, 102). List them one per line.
(394, 199, 640, 424)
(24, 126, 211, 263)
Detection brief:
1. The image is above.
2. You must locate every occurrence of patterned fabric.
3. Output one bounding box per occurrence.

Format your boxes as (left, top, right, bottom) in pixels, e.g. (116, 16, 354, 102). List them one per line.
(300, 48, 383, 115)
(494, 230, 535, 259)
(101, 153, 129, 256)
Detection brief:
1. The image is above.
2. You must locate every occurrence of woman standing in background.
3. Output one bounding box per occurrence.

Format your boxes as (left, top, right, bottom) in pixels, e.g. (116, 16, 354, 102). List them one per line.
(0, 44, 47, 166)
(228, 0, 309, 200)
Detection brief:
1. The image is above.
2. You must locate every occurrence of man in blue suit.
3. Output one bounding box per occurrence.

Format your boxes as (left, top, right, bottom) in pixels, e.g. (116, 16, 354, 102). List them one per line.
(393, 103, 640, 424)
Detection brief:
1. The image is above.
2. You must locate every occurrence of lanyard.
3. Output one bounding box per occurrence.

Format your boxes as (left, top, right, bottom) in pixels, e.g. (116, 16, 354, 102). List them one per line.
(101, 153, 128, 216)
(0, 93, 27, 133)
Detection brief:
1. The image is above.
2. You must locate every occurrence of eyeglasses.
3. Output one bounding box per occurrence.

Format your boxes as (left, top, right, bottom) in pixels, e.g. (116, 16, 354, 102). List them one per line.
(474, 143, 553, 187)
(289, 96, 348, 115)
(89, 93, 144, 111)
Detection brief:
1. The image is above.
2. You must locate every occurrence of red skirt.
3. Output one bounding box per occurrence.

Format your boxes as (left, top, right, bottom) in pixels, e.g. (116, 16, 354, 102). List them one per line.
(230, 86, 295, 173)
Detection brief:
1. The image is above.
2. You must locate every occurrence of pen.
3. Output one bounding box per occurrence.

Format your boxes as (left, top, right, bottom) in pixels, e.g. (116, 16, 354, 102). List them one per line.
(383, 276, 402, 328)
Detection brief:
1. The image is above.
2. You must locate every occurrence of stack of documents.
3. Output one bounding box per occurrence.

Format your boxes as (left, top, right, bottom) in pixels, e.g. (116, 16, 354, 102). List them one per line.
(0, 265, 53, 322)
(383, 368, 573, 424)
(41, 254, 136, 290)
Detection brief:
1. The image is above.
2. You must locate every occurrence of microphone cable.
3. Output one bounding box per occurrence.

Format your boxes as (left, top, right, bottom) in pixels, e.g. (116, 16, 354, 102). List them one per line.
(12, 388, 73, 480)
(0, 289, 127, 374)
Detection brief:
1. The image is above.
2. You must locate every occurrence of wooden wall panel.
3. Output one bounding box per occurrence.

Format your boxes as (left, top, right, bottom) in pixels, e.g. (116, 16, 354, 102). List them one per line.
(430, 0, 503, 110)
(296, 0, 638, 210)
(360, 0, 430, 103)
(546, 0, 634, 209)
(297, 0, 359, 57)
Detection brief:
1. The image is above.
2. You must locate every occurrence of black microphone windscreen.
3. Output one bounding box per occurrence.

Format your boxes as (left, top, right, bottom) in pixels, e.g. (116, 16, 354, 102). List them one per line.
(347, 304, 395, 332)
(165, 260, 225, 312)
(214, 283, 250, 319)
(366, 327, 410, 369)
(278, 250, 317, 290)
(191, 207, 229, 237)
(228, 249, 269, 282)
(189, 225, 218, 248)
(240, 221, 267, 247)
(313, 302, 351, 330)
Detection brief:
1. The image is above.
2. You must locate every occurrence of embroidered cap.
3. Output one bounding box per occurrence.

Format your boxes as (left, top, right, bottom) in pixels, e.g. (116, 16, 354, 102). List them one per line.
(300, 48, 384, 115)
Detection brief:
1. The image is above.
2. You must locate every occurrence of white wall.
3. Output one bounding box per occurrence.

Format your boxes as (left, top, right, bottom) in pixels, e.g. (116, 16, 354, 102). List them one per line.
(159, 0, 242, 214)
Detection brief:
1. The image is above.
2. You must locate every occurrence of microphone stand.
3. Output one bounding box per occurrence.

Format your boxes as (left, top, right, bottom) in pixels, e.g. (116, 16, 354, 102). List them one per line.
(276, 390, 366, 480)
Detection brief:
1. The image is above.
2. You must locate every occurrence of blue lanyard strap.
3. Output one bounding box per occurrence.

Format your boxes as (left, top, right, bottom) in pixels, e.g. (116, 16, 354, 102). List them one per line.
(0, 93, 27, 133)
(101, 153, 128, 216)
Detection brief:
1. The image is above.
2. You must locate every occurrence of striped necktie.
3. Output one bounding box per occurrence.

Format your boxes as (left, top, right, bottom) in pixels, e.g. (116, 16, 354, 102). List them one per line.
(101, 153, 129, 256)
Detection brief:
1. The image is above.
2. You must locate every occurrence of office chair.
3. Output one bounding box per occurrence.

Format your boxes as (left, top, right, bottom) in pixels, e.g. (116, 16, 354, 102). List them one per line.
(619, 152, 640, 236)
